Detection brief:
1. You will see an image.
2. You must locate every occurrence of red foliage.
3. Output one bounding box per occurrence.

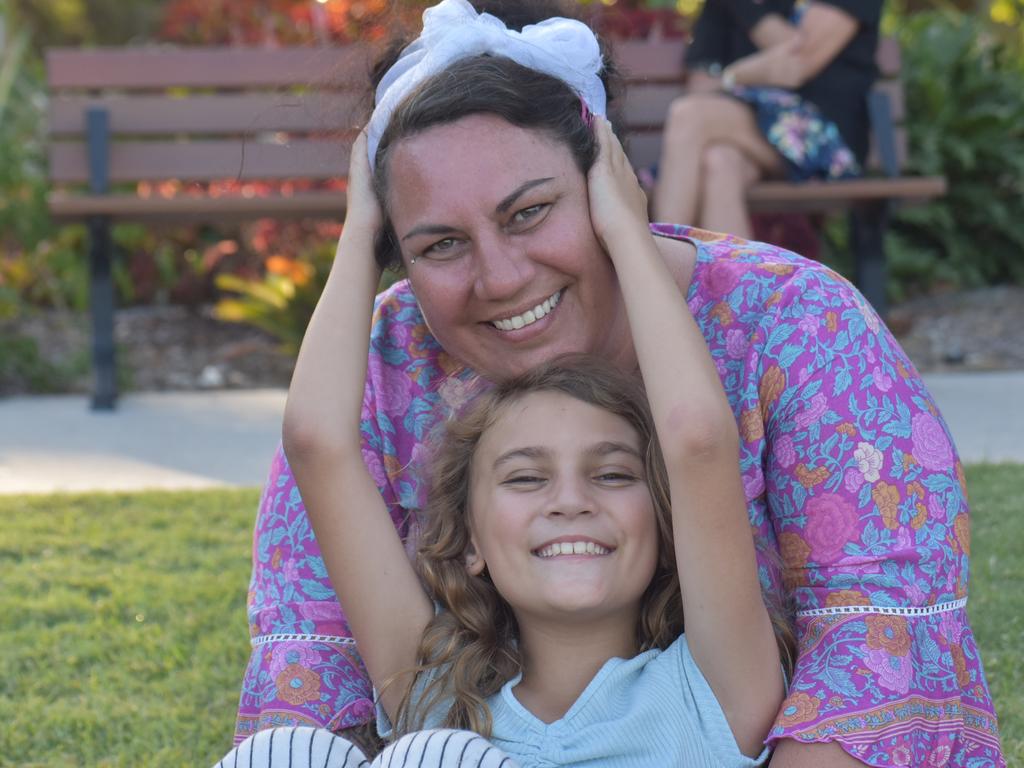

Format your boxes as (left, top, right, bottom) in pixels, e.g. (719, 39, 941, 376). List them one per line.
(158, 0, 422, 46)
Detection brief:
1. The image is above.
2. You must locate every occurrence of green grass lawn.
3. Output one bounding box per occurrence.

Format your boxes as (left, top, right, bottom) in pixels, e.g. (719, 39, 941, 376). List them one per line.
(1, 467, 1021, 767)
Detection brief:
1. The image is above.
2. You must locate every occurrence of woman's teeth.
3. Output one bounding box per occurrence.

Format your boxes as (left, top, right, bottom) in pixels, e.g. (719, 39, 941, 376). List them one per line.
(535, 541, 611, 558)
(492, 290, 562, 332)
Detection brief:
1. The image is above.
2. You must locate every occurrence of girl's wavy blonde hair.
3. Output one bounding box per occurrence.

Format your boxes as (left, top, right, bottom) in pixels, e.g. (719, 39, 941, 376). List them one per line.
(389, 354, 794, 737)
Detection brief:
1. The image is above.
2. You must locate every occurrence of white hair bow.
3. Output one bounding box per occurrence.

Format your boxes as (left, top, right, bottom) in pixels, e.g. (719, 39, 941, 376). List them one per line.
(366, 0, 606, 167)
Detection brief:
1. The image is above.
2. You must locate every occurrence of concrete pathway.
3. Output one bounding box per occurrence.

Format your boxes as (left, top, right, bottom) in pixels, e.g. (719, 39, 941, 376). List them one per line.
(0, 389, 285, 494)
(1, 372, 1022, 495)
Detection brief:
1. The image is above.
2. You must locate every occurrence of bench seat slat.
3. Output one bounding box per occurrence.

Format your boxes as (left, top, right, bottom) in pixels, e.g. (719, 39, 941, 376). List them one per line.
(50, 138, 352, 183)
(49, 93, 365, 136)
(49, 176, 946, 223)
(749, 176, 946, 203)
(48, 189, 348, 221)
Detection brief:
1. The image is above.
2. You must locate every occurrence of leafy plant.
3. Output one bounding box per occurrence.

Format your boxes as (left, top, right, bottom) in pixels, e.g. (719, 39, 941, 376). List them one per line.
(887, 10, 1024, 298)
(214, 241, 335, 355)
(214, 219, 402, 355)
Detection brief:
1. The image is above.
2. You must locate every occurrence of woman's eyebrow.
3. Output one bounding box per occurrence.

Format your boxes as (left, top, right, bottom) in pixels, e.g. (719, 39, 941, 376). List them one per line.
(495, 177, 555, 214)
(401, 223, 456, 242)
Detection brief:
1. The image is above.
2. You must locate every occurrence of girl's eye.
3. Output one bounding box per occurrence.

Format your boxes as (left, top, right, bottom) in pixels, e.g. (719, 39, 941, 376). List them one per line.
(502, 474, 545, 486)
(595, 472, 639, 484)
(510, 203, 549, 227)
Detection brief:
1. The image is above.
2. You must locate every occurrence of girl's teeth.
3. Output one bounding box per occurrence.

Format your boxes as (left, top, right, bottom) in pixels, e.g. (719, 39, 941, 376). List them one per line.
(493, 290, 561, 331)
(536, 541, 610, 557)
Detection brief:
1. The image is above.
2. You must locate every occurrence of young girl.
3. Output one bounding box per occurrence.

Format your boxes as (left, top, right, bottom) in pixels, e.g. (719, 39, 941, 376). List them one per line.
(215, 102, 789, 766)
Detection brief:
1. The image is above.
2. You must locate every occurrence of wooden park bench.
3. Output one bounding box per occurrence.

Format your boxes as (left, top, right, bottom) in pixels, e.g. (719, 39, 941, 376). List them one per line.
(46, 36, 943, 409)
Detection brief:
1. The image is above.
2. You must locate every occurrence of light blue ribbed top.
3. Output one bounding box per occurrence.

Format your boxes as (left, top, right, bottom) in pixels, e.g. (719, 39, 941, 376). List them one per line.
(378, 634, 770, 767)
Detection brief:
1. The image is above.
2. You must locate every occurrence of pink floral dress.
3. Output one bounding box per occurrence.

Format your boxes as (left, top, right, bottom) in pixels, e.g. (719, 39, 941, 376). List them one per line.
(234, 225, 1004, 767)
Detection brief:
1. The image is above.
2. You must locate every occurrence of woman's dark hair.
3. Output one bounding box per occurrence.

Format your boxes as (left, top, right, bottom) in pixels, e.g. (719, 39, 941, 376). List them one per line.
(367, 0, 621, 271)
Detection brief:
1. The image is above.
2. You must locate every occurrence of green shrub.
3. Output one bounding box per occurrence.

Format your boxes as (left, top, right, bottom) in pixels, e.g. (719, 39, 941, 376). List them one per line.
(888, 10, 1024, 298)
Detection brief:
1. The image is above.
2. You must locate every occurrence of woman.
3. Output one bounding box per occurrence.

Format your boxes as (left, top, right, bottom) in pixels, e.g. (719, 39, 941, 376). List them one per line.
(652, 0, 882, 239)
(233, 1, 1004, 766)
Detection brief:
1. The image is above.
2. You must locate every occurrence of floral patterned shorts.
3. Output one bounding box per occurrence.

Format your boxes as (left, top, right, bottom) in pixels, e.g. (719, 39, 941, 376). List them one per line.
(729, 85, 861, 181)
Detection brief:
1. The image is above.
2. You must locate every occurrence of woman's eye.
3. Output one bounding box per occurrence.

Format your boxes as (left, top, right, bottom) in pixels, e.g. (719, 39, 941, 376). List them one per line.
(510, 203, 549, 227)
(422, 237, 462, 260)
(595, 472, 639, 484)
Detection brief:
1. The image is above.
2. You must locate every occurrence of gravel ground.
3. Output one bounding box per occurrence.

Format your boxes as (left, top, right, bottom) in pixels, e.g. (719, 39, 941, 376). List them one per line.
(3, 285, 1023, 396)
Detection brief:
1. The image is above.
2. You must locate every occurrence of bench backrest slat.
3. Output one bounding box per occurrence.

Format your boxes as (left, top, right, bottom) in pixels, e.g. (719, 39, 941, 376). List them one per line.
(50, 138, 351, 183)
(49, 92, 365, 136)
(46, 46, 371, 90)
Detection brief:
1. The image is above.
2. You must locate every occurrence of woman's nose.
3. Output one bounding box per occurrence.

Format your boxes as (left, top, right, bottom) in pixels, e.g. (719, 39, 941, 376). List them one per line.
(472, 233, 537, 302)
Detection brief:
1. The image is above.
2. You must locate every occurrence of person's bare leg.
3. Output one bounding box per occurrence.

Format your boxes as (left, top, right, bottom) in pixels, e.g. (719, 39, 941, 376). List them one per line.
(699, 143, 762, 238)
(652, 96, 705, 225)
(654, 93, 784, 226)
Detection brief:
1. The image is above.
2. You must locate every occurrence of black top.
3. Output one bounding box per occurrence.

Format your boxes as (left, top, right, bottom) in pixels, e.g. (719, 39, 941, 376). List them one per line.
(685, 0, 885, 163)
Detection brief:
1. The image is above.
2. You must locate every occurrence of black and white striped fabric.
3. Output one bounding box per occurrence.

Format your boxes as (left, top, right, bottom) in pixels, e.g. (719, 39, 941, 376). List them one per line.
(213, 727, 520, 768)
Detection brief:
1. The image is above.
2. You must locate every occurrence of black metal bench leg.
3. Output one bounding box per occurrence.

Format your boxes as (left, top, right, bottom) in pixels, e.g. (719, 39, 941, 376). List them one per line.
(849, 202, 889, 319)
(88, 215, 117, 410)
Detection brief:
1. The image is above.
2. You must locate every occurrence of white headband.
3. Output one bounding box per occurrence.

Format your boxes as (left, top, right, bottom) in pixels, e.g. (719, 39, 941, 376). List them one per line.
(366, 0, 607, 167)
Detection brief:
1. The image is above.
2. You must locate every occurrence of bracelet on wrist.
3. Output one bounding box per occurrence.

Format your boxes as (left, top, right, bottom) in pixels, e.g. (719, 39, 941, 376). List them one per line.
(721, 66, 737, 91)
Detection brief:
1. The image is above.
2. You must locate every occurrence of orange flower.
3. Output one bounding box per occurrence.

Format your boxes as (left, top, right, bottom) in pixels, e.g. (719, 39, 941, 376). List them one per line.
(872, 482, 901, 529)
(836, 422, 857, 436)
(759, 365, 786, 410)
(759, 263, 796, 276)
(911, 502, 928, 530)
(276, 664, 322, 705)
(383, 454, 403, 481)
(956, 462, 969, 499)
(826, 590, 871, 608)
(779, 533, 811, 588)
(776, 692, 821, 727)
(436, 351, 465, 377)
(951, 645, 971, 687)
(271, 547, 282, 570)
(954, 513, 971, 556)
(685, 227, 722, 243)
(826, 311, 838, 332)
(779, 532, 811, 570)
(906, 481, 926, 500)
(710, 301, 734, 326)
(411, 324, 431, 347)
(902, 454, 917, 472)
(865, 614, 911, 656)
(795, 463, 829, 489)
(741, 409, 764, 442)
(765, 291, 782, 308)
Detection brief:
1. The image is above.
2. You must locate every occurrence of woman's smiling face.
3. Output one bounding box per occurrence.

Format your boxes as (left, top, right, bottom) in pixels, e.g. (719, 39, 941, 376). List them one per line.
(384, 114, 635, 381)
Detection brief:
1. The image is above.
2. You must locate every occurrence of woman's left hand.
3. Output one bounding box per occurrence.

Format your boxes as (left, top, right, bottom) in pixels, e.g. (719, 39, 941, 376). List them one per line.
(586, 117, 652, 256)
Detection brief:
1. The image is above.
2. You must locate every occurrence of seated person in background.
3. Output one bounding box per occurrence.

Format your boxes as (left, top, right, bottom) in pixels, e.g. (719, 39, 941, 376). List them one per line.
(652, 0, 883, 239)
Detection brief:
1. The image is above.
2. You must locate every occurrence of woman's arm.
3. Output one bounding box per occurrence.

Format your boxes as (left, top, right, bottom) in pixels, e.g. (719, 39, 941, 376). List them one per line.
(724, 3, 860, 89)
(587, 119, 783, 758)
(282, 131, 433, 720)
(717, 0, 797, 50)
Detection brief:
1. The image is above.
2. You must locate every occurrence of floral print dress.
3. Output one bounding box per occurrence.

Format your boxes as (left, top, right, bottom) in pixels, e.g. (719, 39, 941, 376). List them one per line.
(234, 225, 1004, 767)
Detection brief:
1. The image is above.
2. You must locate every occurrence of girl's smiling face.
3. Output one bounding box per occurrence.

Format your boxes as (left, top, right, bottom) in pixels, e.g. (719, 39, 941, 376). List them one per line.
(384, 114, 636, 381)
(466, 390, 660, 631)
